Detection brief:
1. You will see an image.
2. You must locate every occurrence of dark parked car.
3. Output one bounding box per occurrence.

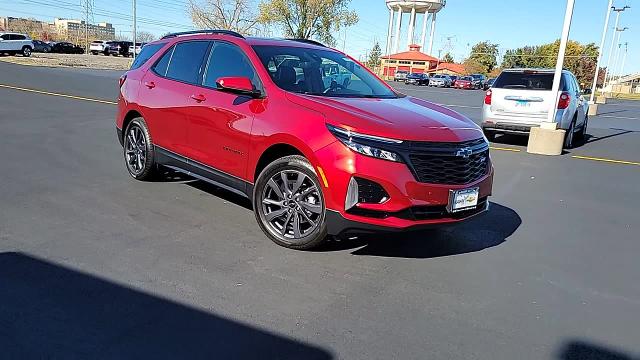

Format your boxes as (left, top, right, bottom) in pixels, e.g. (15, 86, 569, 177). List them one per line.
(449, 75, 459, 85)
(404, 73, 429, 85)
(483, 77, 495, 90)
(108, 41, 133, 57)
(51, 42, 84, 54)
(31, 40, 52, 53)
(470, 74, 486, 89)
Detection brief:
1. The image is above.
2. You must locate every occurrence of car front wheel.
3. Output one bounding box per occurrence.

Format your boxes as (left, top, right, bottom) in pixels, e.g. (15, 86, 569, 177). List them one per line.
(123, 118, 157, 180)
(253, 155, 327, 250)
(22, 46, 32, 57)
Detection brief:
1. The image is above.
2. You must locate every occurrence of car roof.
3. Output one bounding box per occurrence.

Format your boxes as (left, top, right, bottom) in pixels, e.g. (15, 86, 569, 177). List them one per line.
(502, 68, 570, 74)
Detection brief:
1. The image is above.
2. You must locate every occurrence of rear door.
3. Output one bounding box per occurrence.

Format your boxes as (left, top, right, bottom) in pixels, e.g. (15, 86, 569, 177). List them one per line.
(490, 71, 559, 122)
(9, 34, 26, 51)
(138, 40, 211, 156)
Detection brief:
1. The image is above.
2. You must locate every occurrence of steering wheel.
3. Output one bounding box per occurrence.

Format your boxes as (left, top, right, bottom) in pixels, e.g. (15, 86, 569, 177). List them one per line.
(323, 80, 345, 94)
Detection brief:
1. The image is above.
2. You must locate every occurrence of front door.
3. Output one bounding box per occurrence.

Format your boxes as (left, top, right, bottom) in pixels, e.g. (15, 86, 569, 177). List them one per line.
(187, 41, 264, 182)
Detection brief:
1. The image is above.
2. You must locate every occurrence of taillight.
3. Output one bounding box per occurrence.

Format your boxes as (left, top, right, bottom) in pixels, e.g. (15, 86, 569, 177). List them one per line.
(484, 89, 492, 105)
(119, 74, 127, 88)
(557, 91, 570, 109)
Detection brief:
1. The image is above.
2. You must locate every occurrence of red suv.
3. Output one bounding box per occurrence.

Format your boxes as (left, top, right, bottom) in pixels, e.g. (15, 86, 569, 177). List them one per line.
(116, 30, 494, 249)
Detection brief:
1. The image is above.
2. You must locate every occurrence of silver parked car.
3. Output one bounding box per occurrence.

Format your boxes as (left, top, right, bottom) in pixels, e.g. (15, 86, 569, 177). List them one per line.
(393, 70, 409, 82)
(481, 68, 589, 148)
(429, 74, 452, 87)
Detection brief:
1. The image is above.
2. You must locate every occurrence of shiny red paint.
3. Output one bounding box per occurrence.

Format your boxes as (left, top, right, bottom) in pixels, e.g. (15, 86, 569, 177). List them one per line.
(454, 79, 474, 89)
(116, 33, 493, 232)
(216, 76, 255, 94)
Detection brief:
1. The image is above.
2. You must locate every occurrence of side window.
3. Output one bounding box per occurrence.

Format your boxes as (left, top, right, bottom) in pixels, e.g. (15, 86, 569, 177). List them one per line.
(203, 42, 260, 89)
(0, 34, 9, 40)
(130, 43, 165, 70)
(572, 75, 581, 93)
(11, 35, 26, 40)
(165, 41, 210, 85)
(153, 46, 174, 77)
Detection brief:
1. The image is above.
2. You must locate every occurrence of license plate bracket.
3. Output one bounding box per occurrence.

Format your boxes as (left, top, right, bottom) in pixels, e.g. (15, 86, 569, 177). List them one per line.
(447, 188, 479, 213)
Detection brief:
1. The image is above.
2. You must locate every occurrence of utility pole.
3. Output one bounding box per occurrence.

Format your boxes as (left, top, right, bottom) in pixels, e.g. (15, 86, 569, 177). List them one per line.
(589, 0, 613, 103)
(81, 0, 93, 54)
(602, 6, 629, 92)
(132, 0, 137, 60)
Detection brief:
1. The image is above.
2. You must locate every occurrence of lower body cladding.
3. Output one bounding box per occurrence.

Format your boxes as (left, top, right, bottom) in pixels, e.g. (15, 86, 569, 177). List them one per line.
(315, 141, 494, 237)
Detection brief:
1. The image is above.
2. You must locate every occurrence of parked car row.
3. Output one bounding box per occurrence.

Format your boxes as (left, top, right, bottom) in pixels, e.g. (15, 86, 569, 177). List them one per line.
(90, 40, 145, 57)
(1, 32, 88, 56)
(397, 72, 492, 89)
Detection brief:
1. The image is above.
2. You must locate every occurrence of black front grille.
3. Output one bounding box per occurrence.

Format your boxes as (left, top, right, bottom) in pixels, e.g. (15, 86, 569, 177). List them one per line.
(407, 138, 490, 185)
(355, 177, 389, 204)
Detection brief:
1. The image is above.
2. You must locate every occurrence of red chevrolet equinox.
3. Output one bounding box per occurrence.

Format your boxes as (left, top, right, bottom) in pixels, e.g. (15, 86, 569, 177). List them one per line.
(116, 30, 494, 250)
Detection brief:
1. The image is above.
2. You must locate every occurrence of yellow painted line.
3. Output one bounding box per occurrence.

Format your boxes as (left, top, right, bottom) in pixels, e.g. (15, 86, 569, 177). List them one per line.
(0, 83, 117, 105)
(316, 167, 329, 188)
(572, 155, 640, 167)
(490, 146, 521, 152)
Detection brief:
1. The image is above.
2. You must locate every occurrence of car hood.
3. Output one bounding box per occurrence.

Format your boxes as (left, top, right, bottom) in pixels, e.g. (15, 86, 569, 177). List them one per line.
(286, 93, 483, 142)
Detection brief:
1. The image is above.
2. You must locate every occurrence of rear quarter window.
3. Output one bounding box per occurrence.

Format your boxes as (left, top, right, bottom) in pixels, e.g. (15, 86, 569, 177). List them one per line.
(130, 43, 165, 70)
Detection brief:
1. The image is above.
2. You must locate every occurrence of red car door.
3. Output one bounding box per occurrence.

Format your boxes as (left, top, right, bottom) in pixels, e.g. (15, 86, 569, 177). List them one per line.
(138, 41, 211, 156)
(187, 41, 264, 181)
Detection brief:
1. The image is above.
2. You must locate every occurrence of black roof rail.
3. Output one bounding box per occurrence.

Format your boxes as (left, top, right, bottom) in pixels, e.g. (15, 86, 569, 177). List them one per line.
(286, 38, 326, 47)
(161, 29, 245, 40)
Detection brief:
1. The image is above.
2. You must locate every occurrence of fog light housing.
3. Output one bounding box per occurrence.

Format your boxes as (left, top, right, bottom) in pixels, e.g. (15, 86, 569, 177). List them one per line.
(345, 177, 359, 210)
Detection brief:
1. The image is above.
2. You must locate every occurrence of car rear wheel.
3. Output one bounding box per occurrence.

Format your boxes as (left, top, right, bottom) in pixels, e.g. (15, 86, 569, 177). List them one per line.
(123, 118, 157, 180)
(253, 155, 327, 250)
(577, 116, 588, 142)
(22, 46, 31, 57)
(564, 118, 576, 149)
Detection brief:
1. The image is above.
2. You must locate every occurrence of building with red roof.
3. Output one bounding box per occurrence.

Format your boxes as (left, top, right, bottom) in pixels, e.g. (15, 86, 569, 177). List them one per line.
(380, 44, 439, 78)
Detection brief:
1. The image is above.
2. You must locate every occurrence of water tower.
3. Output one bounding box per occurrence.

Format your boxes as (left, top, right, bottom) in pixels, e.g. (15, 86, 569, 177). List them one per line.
(385, 0, 446, 56)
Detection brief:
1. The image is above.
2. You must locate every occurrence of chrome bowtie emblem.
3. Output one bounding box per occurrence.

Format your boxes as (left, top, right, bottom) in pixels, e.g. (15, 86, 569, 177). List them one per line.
(455, 147, 473, 158)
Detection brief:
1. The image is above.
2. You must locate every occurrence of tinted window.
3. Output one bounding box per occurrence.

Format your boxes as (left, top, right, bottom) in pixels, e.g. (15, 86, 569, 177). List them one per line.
(204, 42, 259, 89)
(153, 46, 174, 76)
(10, 34, 26, 40)
(493, 72, 559, 90)
(130, 43, 165, 70)
(165, 41, 210, 84)
(0, 34, 9, 40)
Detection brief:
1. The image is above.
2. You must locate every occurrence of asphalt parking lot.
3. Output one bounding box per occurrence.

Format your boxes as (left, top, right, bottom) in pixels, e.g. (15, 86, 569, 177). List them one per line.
(1, 61, 639, 359)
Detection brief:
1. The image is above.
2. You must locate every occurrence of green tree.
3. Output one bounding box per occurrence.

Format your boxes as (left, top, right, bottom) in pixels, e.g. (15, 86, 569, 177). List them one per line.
(468, 41, 499, 73)
(441, 52, 454, 63)
(258, 0, 358, 46)
(367, 42, 381, 69)
(463, 58, 484, 75)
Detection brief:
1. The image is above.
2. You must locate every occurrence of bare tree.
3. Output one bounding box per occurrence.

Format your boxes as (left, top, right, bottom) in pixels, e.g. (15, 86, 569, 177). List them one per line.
(136, 31, 156, 43)
(188, 0, 259, 35)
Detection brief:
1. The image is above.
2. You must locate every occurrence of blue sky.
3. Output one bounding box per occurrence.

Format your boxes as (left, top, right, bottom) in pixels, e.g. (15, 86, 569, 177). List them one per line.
(3, 0, 637, 73)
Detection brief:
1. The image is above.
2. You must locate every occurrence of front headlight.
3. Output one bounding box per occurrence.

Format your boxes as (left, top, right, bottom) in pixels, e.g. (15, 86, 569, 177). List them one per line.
(327, 124, 403, 162)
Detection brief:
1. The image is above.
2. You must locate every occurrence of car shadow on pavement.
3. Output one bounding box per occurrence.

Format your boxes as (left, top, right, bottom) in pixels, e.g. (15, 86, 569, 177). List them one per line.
(557, 339, 638, 360)
(318, 202, 520, 259)
(0, 252, 334, 360)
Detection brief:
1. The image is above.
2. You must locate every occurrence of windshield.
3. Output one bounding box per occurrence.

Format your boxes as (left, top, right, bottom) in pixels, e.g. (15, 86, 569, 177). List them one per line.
(252, 45, 398, 99)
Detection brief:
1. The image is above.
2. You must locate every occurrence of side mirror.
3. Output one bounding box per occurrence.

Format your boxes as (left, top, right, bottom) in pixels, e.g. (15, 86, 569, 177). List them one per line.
(216, 77, 262, 98)
(582, 88, 592, 95)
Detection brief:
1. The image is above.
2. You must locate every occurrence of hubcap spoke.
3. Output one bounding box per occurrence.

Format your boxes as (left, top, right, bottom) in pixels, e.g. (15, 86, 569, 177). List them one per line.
(267, 179, 284, 200)
(280, 172, 290, 194)
(281, 212, 293, 235)
(291, 172, 305, 195)
(292, 212, 301, 237)
(299, 201, 321, 214)
(265, 208, 288, 221)
(299, 208, 316, 227)
(262, 198, 283, 207)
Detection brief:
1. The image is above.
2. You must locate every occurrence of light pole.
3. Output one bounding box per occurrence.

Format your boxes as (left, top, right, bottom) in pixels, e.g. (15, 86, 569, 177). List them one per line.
(132, 0, 137, 60)
(602, 6, 629, 92)
(606, 27, 628, 88)
(618, 42, 629, 82)
(546, 0, 575, 124)
(589, 0, 613, 103)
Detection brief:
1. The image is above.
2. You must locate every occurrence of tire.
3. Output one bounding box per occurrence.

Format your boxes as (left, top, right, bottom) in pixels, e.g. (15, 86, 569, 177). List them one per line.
(22, 46, 32, 57)
(123, 117, 157, 180)
(563, 118, 576, 149)
(577, 116, 588, 142)
(253, 155, 327, 250)
(483, 129, 496, 142)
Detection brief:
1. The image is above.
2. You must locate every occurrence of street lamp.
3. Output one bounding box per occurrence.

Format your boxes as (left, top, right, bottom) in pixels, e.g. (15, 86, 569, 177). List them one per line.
(602, 6, 630, 92)
(605, 27, 628, 88)
(589, 0, 613, 103)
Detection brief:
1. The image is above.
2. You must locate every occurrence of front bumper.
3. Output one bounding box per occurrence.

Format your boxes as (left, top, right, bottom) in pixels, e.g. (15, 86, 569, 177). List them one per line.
(315, 141, 494, 236)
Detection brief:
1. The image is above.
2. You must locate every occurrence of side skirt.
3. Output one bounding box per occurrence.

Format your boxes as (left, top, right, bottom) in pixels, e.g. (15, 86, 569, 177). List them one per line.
(154, 146, 253, 200)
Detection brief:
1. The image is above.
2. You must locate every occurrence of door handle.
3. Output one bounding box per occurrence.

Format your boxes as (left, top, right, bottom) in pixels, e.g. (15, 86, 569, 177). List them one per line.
(190, 94, 206, 102)
(144, 81, 156, 89)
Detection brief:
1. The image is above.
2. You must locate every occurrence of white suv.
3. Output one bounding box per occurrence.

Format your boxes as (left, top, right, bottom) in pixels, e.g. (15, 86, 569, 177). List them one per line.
(0, 32, 34, 57)
(481, 68, 589, 148)
(89, 40, 110, 55)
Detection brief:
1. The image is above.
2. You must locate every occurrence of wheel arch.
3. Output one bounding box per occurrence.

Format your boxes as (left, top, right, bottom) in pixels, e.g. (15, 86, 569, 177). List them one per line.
(120, 110, 143, 143)
(253, 143, 305, 183)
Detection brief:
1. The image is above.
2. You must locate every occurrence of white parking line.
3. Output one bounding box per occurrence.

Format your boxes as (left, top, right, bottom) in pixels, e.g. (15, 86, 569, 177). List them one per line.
(598, 115, 640, 121)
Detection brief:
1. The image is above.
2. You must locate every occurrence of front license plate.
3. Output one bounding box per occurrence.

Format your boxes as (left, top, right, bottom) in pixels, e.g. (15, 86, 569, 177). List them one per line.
(447, 188, 479, 213)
